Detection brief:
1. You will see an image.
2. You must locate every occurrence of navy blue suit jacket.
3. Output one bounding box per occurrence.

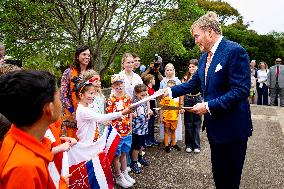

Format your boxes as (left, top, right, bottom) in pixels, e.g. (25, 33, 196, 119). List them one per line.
(172, 38, 253, 143)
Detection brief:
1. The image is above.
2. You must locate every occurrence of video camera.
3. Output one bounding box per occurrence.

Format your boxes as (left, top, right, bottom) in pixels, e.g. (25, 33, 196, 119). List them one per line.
(154, 54, 161, 68)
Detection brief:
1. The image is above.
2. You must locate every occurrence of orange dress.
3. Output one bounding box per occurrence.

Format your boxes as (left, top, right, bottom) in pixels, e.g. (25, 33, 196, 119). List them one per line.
(160, 96, 179, 130)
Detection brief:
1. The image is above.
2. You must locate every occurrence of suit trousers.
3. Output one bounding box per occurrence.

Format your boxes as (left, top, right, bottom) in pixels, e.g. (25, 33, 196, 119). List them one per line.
(270, 84, 284, 107)
(184, 111, 202, 149)
(209, 138, 248, 189)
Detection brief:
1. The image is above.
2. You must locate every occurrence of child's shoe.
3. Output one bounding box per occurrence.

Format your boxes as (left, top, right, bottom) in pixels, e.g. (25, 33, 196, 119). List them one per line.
(145, 141, 152, 148)
(116, 173, 133, 188)
(172, 144, 181, 151)
(186, 147, 192, 153)
(151, 139, 159, 146)
(165, 145, 171, 153)
(138, 158, 149, 166)
(194, 148, 201, 153)
(130, 162, 142, 174)
(122, 170, 136, 185)
(126, 166, 131, 172)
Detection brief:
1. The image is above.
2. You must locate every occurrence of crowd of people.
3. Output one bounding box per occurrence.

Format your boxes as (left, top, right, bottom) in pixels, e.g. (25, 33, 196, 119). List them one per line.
(249, 58, 284, 106)
(0, 11, 283, 189)
(0, 42, 203, 188)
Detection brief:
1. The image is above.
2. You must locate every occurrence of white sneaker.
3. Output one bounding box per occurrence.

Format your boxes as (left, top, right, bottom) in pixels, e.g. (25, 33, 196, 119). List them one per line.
(194, 148, 201, 153)
(186, 147, 192, 153)
(122, 171, 136, 184)
(137, 162, 142, 167)
(116, 173, 133, 188)
(126, 166, 131, 172)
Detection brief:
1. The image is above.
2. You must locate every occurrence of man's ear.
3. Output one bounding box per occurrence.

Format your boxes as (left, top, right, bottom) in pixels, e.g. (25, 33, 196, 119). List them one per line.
(43, 102, 56, 122)
(207, 27, 214, 38)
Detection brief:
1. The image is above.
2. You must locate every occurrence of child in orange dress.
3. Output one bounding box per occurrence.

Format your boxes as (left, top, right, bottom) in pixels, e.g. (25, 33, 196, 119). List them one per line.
(160, 80, 182, 153)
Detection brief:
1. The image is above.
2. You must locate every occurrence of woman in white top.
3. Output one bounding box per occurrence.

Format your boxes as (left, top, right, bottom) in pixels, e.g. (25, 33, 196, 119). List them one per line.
(257, 62, 269, 105)
(159, 63, 183, 142)
(119, 53, 143, 99)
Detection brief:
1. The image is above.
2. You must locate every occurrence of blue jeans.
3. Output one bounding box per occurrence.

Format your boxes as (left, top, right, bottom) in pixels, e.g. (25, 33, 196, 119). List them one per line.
(184, 95, 202, 149)
(184, 111, 202, 149)
(145, 115, 155, 143)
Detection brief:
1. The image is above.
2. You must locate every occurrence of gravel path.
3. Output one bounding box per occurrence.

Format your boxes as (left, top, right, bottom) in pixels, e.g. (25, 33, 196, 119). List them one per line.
(120, 105, 284, 189)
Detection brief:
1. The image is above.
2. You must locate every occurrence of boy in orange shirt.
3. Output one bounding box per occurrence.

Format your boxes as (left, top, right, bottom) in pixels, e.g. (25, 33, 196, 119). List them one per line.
(0, 70, 67, 189)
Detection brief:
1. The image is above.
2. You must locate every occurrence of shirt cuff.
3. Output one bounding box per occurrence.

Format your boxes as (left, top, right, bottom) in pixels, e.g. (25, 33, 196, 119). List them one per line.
(205, 102, 211, 115)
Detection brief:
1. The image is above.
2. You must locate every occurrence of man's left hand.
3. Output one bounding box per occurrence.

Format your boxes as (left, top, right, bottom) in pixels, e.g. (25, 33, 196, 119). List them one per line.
(192, 102, 208, 116)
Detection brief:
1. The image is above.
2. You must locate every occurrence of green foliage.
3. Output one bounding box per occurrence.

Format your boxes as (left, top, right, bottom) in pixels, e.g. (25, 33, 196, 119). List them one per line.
(223, 25, 284, 67)
(128, 0, 204, 79)
(23, 54, 62, 84)
(197, 0, 240, 23)
(0, 0, 175, 77)
(1, 0, 284, 83)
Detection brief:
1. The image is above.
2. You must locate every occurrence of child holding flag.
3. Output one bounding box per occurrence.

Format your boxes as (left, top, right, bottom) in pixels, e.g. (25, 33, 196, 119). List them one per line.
(106, 74, 135, 188)
(67, 76, 134, 189)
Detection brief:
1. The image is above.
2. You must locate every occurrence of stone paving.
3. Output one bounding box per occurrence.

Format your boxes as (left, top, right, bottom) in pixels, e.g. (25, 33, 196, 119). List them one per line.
(122, 105, 284, 189)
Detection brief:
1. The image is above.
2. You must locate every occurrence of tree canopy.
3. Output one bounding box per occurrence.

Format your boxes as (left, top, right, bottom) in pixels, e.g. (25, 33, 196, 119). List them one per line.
(1, 0, 283, 84)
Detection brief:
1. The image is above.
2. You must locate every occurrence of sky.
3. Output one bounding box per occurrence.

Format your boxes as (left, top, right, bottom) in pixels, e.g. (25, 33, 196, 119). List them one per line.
(222, 0, 284, 34)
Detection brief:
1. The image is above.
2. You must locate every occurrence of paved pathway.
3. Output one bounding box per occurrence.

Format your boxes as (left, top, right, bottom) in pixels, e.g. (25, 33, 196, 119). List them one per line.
(125, 105, 284, 189)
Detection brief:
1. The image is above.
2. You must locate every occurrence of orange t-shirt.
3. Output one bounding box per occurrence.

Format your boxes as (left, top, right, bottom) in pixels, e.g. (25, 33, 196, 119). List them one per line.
(0, 125, 67, 189)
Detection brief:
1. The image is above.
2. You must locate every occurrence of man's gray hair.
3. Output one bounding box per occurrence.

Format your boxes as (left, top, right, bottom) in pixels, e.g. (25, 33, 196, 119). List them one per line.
(191, 11, 222, 35)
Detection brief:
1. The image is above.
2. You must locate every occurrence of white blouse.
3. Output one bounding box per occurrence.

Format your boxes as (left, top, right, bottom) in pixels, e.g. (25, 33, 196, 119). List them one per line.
(257, 69, 269, 83)
(119, 70, 143, 98)
(76, 103, 122, 143)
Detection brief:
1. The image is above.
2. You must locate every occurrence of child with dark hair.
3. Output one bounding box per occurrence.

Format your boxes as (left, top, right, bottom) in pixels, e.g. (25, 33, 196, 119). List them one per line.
(182, 59, 202, 153)
(0, 70, 67, 188)
(143, 74, 159, 147)
(0, 63, 21, 145)
(131, 84, 150, 174)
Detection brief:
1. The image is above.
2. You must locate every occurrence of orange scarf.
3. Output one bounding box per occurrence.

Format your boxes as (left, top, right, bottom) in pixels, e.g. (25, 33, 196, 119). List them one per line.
(70, 67, 79, 112)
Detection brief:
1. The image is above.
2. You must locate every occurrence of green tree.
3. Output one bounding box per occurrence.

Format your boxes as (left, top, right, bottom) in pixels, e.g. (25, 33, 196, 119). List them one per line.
(129, 0, 204, 78)
(0, 0, 175, 75)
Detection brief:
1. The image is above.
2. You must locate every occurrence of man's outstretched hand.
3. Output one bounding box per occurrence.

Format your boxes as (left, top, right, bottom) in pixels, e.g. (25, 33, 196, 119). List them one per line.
(192, 102, 208, 116)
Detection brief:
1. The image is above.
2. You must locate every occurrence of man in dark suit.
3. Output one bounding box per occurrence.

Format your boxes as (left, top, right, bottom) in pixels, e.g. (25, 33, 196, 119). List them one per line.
(162, 11, 253, 189)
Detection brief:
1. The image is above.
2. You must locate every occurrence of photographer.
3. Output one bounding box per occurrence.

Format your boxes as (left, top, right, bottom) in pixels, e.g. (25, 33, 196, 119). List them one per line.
(141, 54, 164, 91)
(0, 43, 22, 67)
